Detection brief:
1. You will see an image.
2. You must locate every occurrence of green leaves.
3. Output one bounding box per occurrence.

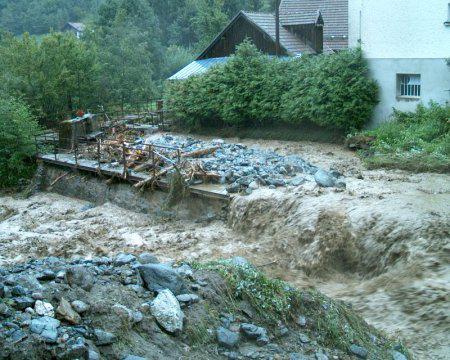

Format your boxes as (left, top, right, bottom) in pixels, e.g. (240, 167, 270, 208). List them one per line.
(166, 44, 379, 132)
(0, 96, 40, 188)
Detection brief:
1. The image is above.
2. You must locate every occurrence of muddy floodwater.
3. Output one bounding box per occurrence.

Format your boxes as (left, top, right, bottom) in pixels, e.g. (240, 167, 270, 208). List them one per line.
(1, 139, 449, 359)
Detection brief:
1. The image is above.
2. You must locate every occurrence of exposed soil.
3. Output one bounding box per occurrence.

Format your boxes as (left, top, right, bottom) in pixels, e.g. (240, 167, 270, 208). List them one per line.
(1, 138, 449, 359)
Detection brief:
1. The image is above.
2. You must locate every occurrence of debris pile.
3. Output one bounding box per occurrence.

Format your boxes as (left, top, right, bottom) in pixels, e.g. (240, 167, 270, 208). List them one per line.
(0, 255, 408, 360)
(79, 133, 346, 193)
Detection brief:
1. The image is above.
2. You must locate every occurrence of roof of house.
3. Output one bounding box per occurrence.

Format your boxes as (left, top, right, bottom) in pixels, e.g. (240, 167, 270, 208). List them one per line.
(169, 57, 229, 80)
(280, 0, 348, 51)
(197, 11, 315, 59)
(242, 11, 315, 56)
(66, 22, 85, 32)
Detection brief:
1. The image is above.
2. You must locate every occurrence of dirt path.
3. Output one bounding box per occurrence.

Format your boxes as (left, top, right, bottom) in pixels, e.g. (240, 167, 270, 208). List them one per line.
(1, 138, 449, 359)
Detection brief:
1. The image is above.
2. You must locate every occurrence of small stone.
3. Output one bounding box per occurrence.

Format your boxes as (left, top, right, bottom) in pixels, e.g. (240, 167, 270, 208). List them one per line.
(56, 298, 81, 325)
(217, 327, 240, 349)
(10, 329, 27, 343)
(35, 300, 55, 317)
(314, 169, 336, 187)
(229, 256, 251, 267)
(0, 283, 4, 298)
(94, 329, 116, 346)
(175, 264, 193, 277)
(88, 349, 100, 360)
(240, 323, 269, 346)
(138, 253, 159, 265)
(30, 316, 60, 343)
(176, 294, 200, 307)
(36, 270, 56, 281)
(112, 304, 142, 324)
(31, 292, 44, 300)
(114, 253, 136, 266)
(297, 316, 307, 327)
(57, 338, 89, 359)
(56, 270, 66, 279)
(299, 333, 310, 343)
(71, 300, 90, 314)
(349, 344, 368, 359)
(11, 285, 28, 297)
(0, 303, 13, 317)
(122, 356, 146, 360)
(392, 350, 407, 360)
(65, 266, 94, 291)
(13, 296, 35, 310)
(150, 289, 184, 333)
(25, 307, 35, 315)
(315, 352, 329, 360)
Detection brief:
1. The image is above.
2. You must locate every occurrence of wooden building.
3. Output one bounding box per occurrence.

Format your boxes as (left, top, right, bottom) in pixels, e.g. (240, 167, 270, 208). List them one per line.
(170, 0, 349, 80)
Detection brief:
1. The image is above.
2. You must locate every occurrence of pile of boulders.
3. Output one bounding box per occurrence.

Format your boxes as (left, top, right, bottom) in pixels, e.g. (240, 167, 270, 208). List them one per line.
(0, 254, 406, 360)
(145, 135, 346, 194)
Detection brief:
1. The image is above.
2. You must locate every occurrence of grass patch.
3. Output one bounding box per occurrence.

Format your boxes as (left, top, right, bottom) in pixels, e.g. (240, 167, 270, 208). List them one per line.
(355, 102, 450, 173)
(192, 260, 410, 359)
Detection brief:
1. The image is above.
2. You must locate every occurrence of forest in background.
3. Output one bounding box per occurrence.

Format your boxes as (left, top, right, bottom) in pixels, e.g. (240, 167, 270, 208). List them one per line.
(0, 0, 275, 118)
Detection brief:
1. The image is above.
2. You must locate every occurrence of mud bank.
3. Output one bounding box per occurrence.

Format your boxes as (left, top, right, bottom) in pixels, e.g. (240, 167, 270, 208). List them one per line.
(39, 164, 228, 220)
(1, 139, 449, 359)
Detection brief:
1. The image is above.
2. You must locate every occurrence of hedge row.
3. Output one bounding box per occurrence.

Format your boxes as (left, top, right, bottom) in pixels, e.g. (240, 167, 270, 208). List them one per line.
(165, 41, 379, 133)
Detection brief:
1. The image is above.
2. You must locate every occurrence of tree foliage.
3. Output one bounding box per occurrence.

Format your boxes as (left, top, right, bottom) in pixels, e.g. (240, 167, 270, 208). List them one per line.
(166, 43, 379, 132)
(0, 96, 41, 188)
(0, 32, 99, 123)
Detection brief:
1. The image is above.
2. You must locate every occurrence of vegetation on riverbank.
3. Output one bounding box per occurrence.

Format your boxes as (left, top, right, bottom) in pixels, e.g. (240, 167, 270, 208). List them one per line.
(0, 97, 40, 188)
(356, 103, 450, 173)
(166, 42, 378, 133)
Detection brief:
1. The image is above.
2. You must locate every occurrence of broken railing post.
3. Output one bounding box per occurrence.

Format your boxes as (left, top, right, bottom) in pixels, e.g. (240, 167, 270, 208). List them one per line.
(122, 142, 127, 179)
(74, 141, 78, 167)
(97, 140, 101, 170)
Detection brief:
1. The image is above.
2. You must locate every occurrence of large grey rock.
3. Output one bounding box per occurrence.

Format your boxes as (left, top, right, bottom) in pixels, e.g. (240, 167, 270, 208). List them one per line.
(137, 264, 186, 295)
(240, 323, 269, 346)
(65, 266, 94, 291)
(314, 169, 336, 187)
(30, 316, 60, 343)
(349, 344, 368, 359)
(94, 329, 116, 346)
(150, 289, 184, 334)
(217, 327, 240, 349)
(122, 356, 146, 360)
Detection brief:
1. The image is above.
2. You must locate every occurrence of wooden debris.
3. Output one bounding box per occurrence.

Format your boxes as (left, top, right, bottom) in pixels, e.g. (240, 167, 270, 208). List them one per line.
(133, 165, 174, 189)
(182, 146, 219, 158)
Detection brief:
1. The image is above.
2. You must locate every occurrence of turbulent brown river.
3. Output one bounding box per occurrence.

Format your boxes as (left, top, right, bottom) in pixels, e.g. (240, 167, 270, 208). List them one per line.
(1, 139, 449, 359)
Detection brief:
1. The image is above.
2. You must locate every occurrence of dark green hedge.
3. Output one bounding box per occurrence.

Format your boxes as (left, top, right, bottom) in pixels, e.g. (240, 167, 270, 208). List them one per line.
(165, 42, 379, 133)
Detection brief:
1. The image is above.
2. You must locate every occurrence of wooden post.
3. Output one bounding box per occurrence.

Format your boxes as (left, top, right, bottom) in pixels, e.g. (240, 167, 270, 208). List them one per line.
(97, 140, 101, 170)
(122, 142, 127, 179)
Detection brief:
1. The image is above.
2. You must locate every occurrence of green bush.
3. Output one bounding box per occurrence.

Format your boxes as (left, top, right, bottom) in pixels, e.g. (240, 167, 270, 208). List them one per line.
(165, 42, 378, 132)
(0, 96, 40, 188)
(358, 102, 450, 172)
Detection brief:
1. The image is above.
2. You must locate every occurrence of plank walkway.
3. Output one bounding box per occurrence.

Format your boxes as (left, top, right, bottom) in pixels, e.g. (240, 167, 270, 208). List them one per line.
(38, 153, 229, 201)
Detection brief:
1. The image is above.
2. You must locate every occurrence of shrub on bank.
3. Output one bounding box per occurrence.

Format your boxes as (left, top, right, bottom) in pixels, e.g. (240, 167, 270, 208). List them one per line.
(357, 102, 450, 172)
(165, 42, 378, 133)
(0, 96, 41, 188)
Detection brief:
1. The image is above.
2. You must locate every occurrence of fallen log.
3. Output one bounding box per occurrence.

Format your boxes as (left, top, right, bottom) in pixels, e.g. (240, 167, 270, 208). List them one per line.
(133, 165, 174, 189)
(182, 146, 219, 158)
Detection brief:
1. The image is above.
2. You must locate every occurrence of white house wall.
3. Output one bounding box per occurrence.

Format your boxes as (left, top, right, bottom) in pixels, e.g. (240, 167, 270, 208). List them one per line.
(348, 0, 450, 125)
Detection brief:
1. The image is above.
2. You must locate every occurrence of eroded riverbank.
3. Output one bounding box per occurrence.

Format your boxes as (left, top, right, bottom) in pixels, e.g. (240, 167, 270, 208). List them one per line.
(1, 139, 449, 359)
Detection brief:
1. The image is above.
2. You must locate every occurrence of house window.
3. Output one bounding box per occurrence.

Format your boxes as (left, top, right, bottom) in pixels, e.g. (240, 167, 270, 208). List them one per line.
(397, 74, 421, 98)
